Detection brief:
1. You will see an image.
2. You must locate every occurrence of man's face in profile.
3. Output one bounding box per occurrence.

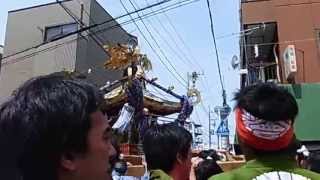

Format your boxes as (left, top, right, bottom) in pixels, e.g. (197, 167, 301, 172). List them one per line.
(61, 111, 116, 180)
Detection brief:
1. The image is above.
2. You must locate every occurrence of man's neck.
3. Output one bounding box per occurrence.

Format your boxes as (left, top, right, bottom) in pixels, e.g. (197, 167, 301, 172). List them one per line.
(58, 171, 76, 180)
(169, 168, 184, 180)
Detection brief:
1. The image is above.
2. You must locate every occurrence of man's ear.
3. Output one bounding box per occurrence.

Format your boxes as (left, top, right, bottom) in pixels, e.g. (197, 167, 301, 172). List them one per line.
(61, 152, 77, 171)
(176, 153, 184, 164)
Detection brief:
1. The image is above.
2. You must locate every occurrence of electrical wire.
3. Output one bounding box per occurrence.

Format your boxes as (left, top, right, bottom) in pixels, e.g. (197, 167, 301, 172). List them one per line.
(1, 0, 197, 67)
(141, 0, 215, 126)
(153, 0, 217, 105)
(1, 0, 175, 61)
(56, 1, 109, 55)
(136, 1, 191, 72)
(243, 37, 320, 47)
(155, 0, 204, 71)
(119, 0, 188, 88)
(74, 0, 112, 44)
(125, 0, 189, 85)
(144, 0, 199, 72)
(144, 0, 213, 103)
(205, 0, 224, 92)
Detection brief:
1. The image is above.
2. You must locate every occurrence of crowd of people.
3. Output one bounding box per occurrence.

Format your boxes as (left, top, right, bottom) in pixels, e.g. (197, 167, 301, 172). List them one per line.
(0, 73, 320, 180)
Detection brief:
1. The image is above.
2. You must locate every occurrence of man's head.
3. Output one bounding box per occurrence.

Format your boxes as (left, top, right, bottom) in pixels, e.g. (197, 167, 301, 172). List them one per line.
(0, 74, 115, 180)
(234, 83, 298, 155)
(198, 150, 220, 161)
(195, 150, 223, 180)
(143, 123, 192, 180)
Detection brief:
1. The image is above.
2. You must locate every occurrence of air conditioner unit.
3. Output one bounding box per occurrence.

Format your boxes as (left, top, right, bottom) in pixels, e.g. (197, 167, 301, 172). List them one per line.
(283, 45, 297, 80)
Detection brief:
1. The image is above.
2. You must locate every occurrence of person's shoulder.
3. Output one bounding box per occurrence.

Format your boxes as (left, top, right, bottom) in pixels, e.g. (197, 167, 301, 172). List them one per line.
(208, 168, 241, 180)
(294, 168, 320, 179)
(149, 169, 172, 180)
(210, 168, 320, 180)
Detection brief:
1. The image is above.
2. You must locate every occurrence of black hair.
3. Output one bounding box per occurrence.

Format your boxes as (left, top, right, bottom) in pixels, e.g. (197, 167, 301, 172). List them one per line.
(234, 83, 299, 156)
(0, 73, 103, 180)
(234, 83, 298, 122)
(195, 149, 223, 180)
(198, 149, 220, 161)
(142, 123, 192, 173)
(195, 160, 223, 180)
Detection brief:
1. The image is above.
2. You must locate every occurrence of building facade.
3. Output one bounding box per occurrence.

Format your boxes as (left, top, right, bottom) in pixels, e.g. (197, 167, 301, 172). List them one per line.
(0, 0, 135, 99)
(240, 0, 320, 87)
(240, 0, 320, 152)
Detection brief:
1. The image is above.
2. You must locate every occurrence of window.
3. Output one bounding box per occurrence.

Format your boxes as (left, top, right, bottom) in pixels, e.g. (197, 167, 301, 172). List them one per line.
(44, 23, 78, 42)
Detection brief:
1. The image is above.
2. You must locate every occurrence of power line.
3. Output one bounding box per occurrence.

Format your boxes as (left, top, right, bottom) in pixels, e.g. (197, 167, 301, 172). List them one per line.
(3, 0, 198, 65)
(0, 0, 201, 91)
(119, 0, 187, 88)
(1, 0, 174, 60)
(1, 0, 196, 66)
(1, 0, 204, 97)
(205, 0, 224, 93)
(133, 0, 197, 74)
(144, 0, 199, 72)
(155, 0, 204, 71)
(153, 0, 215, 103)
(54, 0, 173, 43)
(242, 37, 320, 47)
(139, 1, 192, 72)
(117, 0, 199, 31)
(73, 0, 111, 44)
(130, 0, 216, 118)
(56, 1, 108, 55)
(125, 0, 188, 85)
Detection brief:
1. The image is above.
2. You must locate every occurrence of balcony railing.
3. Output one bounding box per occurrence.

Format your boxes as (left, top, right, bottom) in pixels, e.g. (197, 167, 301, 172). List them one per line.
(247, 64, 278, 84)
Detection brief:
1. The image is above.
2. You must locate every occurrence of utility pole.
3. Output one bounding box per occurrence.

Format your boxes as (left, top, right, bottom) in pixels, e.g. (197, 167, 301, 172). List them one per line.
(193, 122, 203, 149)
(208, 106, 216, 149)
(187, 72, 199, 90)
(186, 71, 202, 106)
(186, 71, 203, 148)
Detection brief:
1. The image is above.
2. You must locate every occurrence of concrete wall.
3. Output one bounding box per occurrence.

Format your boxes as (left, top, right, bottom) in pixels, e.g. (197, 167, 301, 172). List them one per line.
(275, 2, 320, 83)
(3, 0, 89, 57)
(241, 0, 275, 24)
(0, 35, 78, 98)
(0, 0, 134, 99)
(0, 1, 86, 98)
(242, 0, 320, 83)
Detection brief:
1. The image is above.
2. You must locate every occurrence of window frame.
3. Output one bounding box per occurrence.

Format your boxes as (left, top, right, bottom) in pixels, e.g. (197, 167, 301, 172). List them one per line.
(44, 22, 78, 43)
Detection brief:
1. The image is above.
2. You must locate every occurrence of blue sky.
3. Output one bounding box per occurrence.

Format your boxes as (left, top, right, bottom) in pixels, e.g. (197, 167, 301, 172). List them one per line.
(0, 0, 240, 147)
